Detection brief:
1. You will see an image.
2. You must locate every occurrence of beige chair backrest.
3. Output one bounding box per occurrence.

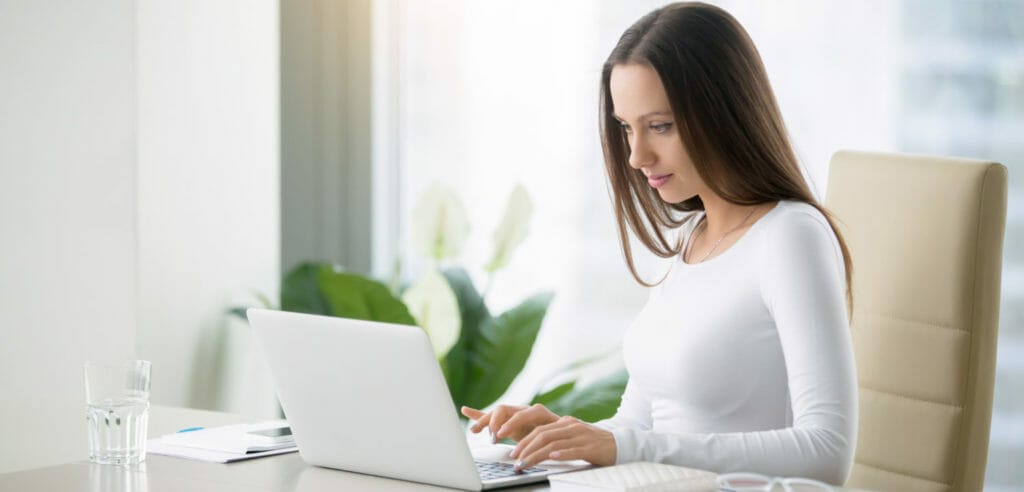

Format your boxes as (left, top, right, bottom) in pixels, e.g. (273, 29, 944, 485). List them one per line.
(824, 150, 1007, 491)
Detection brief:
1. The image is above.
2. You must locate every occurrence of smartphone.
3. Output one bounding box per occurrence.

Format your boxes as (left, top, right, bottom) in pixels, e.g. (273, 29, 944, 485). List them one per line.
(246, 426, 293, 444)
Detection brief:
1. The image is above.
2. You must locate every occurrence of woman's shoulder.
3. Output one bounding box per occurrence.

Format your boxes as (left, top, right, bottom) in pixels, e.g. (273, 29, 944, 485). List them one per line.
(756, 200, 840, 252)
(761, 200, 833, 234)
(756, 200, 847, 303)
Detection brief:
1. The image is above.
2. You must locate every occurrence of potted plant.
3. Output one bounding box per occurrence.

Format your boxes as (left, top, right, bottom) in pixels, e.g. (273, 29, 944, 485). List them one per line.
(233, 184, 626, 421)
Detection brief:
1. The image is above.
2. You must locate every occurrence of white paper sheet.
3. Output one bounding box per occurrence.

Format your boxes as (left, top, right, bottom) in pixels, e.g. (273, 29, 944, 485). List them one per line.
(158, 420, 292, 454)
(146, 438, 298, 463)
(146, 419, 298, 463)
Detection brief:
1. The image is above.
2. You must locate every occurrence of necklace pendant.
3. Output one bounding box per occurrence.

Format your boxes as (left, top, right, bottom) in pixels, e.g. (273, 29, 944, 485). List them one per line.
(686, 206, 758, 264)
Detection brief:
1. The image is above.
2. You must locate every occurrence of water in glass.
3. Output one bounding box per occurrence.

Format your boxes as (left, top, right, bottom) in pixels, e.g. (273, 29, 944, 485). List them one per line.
(86, 397, 150, 465)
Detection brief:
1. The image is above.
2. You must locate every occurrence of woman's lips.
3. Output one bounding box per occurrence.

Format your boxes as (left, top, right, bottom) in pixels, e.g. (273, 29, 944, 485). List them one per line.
(648, 174, 673, 188)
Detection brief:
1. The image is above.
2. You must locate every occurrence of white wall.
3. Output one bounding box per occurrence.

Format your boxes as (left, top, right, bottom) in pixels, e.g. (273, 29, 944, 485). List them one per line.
(0, 0, 138, 406)
(136, 0, 280, 414)
(0, 0, 280, 419)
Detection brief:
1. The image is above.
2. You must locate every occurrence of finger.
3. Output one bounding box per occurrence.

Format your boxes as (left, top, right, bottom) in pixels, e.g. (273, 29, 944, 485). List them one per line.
(461, 406, 488, 433)
(488, 406, 520, 440)
(511, 419, 559, 458)
(544, 427, 617, 467)
(515, 425, 575, 461)
(461, 406, 485, 420)
(469, 413, 491, 434)
(496, 413, 530, 441)
(495, 407, 534, 440)
(546, 445, 584, 461)
(512, 421, 577, 460)
(512, 415, 579, 457)
(496, 404, 551, 440)
(515, 437, 577, 471)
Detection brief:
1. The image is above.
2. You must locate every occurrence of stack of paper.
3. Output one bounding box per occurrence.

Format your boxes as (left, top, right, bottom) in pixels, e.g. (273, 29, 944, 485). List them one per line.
(547, 462, 718, 492)
(147, 420, 299, 463)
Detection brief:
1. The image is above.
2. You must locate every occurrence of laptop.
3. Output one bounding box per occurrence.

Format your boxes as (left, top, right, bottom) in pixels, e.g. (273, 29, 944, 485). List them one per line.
(247, 308, 591, 490)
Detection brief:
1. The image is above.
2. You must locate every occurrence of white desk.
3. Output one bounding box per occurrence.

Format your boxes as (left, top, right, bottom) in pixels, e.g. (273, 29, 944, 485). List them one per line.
(1, 402, 251, 474)
(0, 404, 550, 491)
(0, 404, 867, 491)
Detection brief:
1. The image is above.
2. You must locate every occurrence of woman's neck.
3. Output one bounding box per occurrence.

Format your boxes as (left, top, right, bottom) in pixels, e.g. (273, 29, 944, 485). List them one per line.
(698, 196, 773, 238)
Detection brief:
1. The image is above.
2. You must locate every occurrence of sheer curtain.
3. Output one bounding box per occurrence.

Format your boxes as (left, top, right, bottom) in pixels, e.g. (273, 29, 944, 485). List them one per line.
(379, 2, 1023, 488)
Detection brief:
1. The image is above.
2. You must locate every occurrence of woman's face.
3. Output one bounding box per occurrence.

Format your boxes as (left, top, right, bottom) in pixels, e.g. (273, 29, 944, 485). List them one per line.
(609, 63, 704, 204)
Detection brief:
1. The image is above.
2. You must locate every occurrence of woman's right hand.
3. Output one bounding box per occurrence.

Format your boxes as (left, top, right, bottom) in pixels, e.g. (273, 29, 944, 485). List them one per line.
(461, 404, 560, 443)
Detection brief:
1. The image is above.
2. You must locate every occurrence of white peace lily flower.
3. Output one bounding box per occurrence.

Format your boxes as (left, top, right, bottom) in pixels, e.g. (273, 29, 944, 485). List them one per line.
(486, 184, 533, 273)
(401, 268, 461, 358)
(410, 183, 471, 261)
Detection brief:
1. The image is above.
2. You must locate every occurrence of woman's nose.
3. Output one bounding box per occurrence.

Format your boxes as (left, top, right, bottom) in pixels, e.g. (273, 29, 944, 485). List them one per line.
(628, 135, 653, 170)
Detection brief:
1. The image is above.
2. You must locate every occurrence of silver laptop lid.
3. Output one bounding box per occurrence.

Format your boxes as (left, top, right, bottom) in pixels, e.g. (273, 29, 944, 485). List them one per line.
(248, 308, 482, 490)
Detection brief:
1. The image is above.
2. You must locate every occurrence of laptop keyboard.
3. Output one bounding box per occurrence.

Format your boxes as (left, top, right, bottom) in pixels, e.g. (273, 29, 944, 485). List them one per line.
(474, 460, 546, 480)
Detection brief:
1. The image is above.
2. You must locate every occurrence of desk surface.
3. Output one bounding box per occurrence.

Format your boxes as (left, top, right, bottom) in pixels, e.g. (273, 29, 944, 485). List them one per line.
(0, 404, 866, 492)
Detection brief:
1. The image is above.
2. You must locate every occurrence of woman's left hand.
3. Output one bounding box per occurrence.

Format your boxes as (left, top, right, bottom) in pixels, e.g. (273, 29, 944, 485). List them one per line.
(509, 416, 616, 471)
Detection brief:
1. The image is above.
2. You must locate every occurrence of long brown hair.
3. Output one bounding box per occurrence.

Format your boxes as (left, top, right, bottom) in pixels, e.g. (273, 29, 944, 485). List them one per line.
(600, 2, 854, 317)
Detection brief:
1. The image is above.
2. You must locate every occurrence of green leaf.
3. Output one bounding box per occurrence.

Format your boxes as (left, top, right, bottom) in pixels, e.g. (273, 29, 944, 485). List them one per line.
(401, 268, 462, 358)
(532, 345, 622, 397)
(440, 267, 491, 408)
(228, 307, 248, 320)
(486, 184, 533, 273)
(531, 381, 575, 406)
(316, 265, 417, 326)
(281, 263, 331, 315)
(532, 369, 628, 423)
(228, 289, 277, 323)
(461, 291, 554, 410)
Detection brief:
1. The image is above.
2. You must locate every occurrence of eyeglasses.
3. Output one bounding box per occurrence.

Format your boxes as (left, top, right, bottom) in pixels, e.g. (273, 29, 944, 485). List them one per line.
(718, 472, 835, 492)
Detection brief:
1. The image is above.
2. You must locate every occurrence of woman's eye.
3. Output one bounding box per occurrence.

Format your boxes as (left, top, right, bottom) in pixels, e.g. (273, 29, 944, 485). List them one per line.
(620, 123, 633, 134)
(650, 123, 673, 134)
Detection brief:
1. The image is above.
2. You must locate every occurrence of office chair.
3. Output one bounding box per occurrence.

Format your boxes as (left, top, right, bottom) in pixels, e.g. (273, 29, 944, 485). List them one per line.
(824, 150, 1008, 492)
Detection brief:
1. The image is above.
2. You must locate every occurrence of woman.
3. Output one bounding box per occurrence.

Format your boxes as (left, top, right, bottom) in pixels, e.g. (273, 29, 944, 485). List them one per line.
(462, 2, 857, 484)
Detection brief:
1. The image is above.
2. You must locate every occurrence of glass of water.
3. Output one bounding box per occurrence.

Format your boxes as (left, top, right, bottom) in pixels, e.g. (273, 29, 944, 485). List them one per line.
(83, 360, 151, 465)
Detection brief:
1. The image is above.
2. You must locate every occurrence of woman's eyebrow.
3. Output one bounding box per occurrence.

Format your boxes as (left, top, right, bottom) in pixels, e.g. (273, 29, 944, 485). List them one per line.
(613, 110, 673, 121)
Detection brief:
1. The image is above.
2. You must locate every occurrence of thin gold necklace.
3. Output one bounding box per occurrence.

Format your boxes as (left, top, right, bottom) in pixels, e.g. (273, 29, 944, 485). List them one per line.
(686, 207, 757, 263)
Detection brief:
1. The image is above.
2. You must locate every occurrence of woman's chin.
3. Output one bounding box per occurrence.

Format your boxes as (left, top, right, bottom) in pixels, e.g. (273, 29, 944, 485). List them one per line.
(656, 188, 691, 204)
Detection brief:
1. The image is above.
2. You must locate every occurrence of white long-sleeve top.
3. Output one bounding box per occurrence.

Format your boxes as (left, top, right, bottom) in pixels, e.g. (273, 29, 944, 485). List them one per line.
(595, 200, 857, 485)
